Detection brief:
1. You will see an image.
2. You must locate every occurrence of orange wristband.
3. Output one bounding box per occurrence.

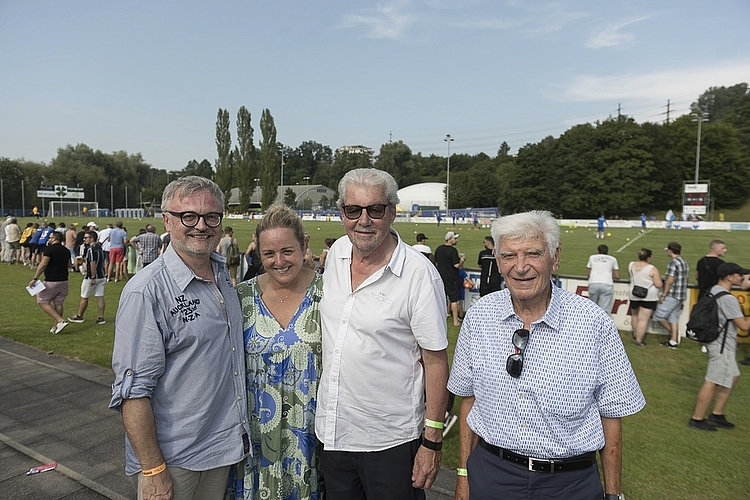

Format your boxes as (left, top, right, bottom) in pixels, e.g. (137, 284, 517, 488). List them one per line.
(141, 463, 166, 477)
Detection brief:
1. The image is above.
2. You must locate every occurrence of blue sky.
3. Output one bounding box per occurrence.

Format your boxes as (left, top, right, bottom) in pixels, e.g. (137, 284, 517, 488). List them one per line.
(1, 0, 749, 172)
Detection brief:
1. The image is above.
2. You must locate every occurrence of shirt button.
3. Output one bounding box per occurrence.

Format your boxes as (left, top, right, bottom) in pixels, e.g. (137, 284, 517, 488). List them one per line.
(232, 347, 236, 352)
(237, 395, 242, 400)
(234, 371, 239, 376)
(125, 370, 132, 377)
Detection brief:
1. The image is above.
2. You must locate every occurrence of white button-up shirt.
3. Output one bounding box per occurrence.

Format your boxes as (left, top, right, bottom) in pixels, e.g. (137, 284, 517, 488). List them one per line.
(316, 229, 448, 451)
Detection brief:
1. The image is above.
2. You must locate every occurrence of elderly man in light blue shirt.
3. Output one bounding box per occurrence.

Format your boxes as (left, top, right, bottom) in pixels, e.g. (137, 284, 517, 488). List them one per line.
(448, 210, 645, 500)
(110, 176, 249, 500)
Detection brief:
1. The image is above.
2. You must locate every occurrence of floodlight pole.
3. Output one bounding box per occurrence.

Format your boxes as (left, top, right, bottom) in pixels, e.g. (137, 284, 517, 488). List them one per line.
(692, 110, 708, 183)
(444, 134, 454, 212)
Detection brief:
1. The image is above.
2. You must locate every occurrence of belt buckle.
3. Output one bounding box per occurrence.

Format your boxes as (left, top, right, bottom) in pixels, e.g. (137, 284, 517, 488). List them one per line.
(528, 457, 554, 473)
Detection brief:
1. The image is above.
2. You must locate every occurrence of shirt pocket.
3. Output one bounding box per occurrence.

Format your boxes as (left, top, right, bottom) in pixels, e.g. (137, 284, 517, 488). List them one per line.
(534, 367, 595, 419)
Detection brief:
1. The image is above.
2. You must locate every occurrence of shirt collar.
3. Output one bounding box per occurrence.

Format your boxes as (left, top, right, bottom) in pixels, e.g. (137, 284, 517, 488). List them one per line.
(496, 280, 562, 331)
(335, 228, 406, 277)
(163, 244, 223, 292)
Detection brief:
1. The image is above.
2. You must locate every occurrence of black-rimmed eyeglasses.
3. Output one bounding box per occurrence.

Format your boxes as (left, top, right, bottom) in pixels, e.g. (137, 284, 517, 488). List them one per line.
(506, 328, 530, 378)
(166, 211, 223, 228)
(341, 204, 389, 220)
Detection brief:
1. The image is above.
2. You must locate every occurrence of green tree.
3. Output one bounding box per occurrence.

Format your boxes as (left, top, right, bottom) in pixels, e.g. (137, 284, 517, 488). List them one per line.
(283, 187, 297, 208)
(258, 109, 278, 209)
(235, 107, 256, 212)
(214, 108, 232, 209)
(374, 141, 421, 187)
(181, 159, 213, 179)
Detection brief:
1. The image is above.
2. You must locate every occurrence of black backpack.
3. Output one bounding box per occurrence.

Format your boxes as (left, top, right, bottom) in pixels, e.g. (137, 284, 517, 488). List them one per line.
(685, 290, 732, 351)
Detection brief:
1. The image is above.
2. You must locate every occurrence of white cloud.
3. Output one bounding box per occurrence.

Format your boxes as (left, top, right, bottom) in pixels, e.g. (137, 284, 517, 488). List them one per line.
(340, 1, 417, 40)
(585, 16, 652, 49)
(555, 61, 750, 102)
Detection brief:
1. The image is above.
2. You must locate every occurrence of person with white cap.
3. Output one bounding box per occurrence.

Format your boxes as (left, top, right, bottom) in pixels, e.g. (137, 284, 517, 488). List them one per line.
(689, 262, 750, 431)
(435, 231, 464, 326)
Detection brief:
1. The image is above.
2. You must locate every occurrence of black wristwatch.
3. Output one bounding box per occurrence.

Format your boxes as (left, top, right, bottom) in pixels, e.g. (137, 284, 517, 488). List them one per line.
(604, 494, 624, 500)
(420, 435, 443, 451)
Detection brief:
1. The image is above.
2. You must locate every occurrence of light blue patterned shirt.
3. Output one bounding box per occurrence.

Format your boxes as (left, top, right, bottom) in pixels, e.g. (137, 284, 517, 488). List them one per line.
(448, 284, 645, 459)
(110, 245, 250, 475)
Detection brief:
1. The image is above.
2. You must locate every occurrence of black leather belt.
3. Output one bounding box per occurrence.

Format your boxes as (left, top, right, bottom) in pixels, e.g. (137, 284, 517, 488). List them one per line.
(478, 438, 596, 473)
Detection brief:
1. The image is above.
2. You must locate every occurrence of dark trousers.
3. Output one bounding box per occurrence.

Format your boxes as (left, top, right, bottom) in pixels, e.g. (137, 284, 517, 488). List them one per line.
(468, 443, 603, 500)
(320, 439, 425, 500)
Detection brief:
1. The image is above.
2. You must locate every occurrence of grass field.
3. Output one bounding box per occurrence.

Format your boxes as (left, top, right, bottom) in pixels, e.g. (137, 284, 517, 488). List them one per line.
(4, 215, 750, 499)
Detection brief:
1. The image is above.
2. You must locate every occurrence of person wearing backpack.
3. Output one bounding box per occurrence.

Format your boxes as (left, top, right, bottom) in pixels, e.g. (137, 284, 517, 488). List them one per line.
(217, 226, 241, 286)
(689, 262, 750, 431)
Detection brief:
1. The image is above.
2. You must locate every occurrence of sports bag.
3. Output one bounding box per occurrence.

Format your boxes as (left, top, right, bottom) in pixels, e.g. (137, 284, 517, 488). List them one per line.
(685, 290, 731, 350)
(226, 241, 241, 266)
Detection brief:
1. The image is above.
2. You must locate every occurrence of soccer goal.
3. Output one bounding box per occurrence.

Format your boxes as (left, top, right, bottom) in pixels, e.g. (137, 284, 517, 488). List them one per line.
(47, 201, 99, 218)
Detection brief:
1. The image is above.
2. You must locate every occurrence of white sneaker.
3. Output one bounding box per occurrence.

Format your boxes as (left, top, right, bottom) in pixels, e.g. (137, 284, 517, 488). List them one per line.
(53, 320, 68, 334)
(701, 345, 708, 354)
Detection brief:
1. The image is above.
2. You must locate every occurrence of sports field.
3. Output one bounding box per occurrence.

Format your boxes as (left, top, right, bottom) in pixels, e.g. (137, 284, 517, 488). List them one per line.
(4, 216, 750, 499)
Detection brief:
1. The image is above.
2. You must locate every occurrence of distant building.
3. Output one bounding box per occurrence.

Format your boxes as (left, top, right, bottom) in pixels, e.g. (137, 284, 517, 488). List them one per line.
(336, 145, 374, 158)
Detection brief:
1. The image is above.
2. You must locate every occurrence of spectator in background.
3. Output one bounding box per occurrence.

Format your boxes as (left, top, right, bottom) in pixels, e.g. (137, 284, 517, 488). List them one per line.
(28, 223, 44, 268)
(68, 230, 107, 325)
(302, 232, 317, 271)
(696, 240, 727, 298)
(20, 222, 36, 266)
(586, 244, 620, 314)
(629, 248, 663, 346)
(65, 223, 78, 270)
(477, 235, 503, 296)
(5, 217, 21, 264)
(317, 237, 336, 274)
(436, 231, 465, 326)
(413, 232, 432, 256)
(129, 224, 162, 269)
(28, 231, 70, 334)
(640, 213, 647, 234)
(98, 223, 113, 271)
(689, 263, 750, 431)
(216, 226, 240, 286)
(107, 221, 128, 282)
(656, 242, 689, 349)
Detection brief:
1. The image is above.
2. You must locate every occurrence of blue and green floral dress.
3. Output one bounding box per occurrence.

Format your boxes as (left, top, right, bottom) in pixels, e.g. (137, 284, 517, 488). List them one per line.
(228, 273, 323, 500)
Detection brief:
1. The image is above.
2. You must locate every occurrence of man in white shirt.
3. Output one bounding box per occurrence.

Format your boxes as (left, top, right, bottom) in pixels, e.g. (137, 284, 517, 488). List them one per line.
(317, 168, 449, 500)
(412, 233, 431, 255)
(586, 244, 620, 314)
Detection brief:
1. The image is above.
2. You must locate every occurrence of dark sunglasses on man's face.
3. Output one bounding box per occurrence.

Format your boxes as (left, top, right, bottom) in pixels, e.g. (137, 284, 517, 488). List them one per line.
(506, 328, 530, 378)
(341, 204, 388, 220)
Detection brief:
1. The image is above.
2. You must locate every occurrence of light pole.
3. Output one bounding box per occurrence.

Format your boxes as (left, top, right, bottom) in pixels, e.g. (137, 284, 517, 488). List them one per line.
(444, 134, 454, 212)
(303, 176, 310, 185)
(280, 153, 284, 189)
(692, 110, 708, 183)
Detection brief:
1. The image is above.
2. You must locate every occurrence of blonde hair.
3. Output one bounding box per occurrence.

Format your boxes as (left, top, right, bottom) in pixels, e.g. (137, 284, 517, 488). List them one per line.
(255, 204, 305, 250)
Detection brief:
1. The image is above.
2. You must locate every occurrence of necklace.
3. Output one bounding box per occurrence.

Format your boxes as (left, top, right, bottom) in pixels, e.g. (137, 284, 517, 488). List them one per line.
(272, 287, 293, 303)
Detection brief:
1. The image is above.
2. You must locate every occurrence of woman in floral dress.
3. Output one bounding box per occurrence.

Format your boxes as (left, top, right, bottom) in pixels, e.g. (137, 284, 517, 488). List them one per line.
(228, 204, 323, 500)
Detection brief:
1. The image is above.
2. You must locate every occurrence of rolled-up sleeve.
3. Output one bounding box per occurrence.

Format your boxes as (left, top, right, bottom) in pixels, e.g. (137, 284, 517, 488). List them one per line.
(109, 287, 167, 410)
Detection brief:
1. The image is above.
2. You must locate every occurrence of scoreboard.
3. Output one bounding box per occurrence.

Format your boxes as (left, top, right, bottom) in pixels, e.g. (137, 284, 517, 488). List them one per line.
(683, 183, 709, 215)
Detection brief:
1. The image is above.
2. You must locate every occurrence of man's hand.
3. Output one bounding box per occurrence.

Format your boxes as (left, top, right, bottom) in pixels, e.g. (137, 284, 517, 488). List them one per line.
(411, 446, 441, 489)
(141, 469, 174, 500)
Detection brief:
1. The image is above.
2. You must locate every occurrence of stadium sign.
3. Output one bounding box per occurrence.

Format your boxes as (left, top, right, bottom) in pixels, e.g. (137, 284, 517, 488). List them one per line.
(683, 182, 709, 215)
(37, 185, 85, 199)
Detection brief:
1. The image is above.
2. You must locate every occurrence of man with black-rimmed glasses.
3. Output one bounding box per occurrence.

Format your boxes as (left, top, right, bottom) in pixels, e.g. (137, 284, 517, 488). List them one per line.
(448, 210, 645, 500)
(110, 176, 249, 500)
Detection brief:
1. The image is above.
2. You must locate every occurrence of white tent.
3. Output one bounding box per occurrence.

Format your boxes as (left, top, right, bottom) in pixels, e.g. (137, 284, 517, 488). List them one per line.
(396, 182, 446, 212)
